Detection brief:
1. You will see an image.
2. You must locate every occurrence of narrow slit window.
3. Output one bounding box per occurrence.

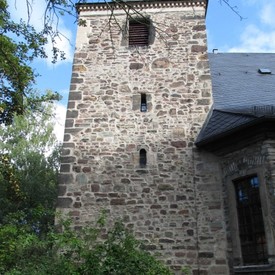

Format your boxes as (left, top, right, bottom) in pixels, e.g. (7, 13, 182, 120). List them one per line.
(234, 175, 268, 265)
(140, 93, 147, 112)
(139, 149, 147, 167)
(129, 19, 150, 47)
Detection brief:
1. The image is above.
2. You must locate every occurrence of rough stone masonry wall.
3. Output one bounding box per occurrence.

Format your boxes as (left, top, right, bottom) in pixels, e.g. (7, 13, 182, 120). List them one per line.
(57, 5, 229, 274)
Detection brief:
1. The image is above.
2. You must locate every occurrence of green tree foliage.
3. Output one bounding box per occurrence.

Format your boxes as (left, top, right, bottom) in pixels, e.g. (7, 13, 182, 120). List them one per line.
(0, 100, 59, 232)
(0, 216, 172, 275)
(0, 0, 61, 124)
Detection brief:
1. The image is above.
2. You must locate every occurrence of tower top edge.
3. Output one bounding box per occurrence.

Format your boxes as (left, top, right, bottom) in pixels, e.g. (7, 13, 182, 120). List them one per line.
(76, 0, 208, 13)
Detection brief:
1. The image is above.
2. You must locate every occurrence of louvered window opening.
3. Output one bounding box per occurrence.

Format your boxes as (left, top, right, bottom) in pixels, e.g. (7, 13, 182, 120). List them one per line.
(129, 21, 149, 47)
(234, 175, 268, 265)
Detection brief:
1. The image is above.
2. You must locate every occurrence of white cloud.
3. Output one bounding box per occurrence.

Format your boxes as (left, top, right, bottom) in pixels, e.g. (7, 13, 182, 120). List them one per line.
(52, 103, 67, 143)
(8, 0, 74, 66)
(260, 3, 275, 26)
(229, 2, 275, 52)
(229, 25, 275, 52)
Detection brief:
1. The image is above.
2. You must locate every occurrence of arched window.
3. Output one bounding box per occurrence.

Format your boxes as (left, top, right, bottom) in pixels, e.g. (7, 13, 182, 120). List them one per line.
(139, 149, 147, 167)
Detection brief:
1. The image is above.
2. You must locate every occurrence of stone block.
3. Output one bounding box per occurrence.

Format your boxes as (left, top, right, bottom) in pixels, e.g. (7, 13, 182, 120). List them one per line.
(58, 185, 67, 196)
(130, 63, 143, 70)
(62, 142, 75, 148)
(199, 75, 211, 80)
(73, 65, 87, 72)
(66, 110, 78, 118)
(197, 99, 211, 105)
(60, 164, 70, 173)
(82, 167, 91, 173)
(152, 58, 170, 69)
(74, 53, 87, 58)
(63, 134, 71, 142)
(193, 25, 206, 31)
(58, 174, 74, 185)
(159, 238, 175, 243)
(142, 244, 157, 250)
(171, 141, 187, 148)
(150, 204, 161, 209)
(65, 119, 74, 128)
(61, 149, 70, 156)
(170, 81, 185, 88)
(191, 45, 207, 53)
(91, 184, 100, 192)
(197, 61, 209, 69)
(199, 252, 214, 258)
(158, 184, 174, 191)
(71, 77, 83, 84)
(67, 102, 75, 109)
(132, 94, 140, 111)
(57, 197, 73, 208)
(119, 85, 131, 93)
(61, 156, 76, 163)
(73, 201, 82, 208)
(76, 173, 88, 184)
(73, 165, 81, 173)
(142, 187, 150, 193)
(121, 178, 130, 184)
(175, 251, 185, 257)
(110, 198, 125, 205)
(69, 92, 82, 101)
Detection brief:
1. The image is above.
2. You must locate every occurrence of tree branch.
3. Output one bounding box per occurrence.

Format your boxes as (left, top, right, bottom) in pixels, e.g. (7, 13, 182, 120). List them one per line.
(219, 0, 246, 21)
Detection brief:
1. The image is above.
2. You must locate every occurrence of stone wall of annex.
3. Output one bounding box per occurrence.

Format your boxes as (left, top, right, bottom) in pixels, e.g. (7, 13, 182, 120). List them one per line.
(220, 140, 275, 274)
(57, 4, 229, 274)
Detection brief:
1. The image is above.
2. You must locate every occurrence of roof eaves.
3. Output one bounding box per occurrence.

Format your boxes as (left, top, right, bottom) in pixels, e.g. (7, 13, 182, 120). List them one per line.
(76, 0, 208, 13)
(196, 116, 275, 148)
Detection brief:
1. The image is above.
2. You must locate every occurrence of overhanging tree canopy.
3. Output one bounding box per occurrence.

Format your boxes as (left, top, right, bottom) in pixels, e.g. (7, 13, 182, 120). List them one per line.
(0, 0, 62, 124)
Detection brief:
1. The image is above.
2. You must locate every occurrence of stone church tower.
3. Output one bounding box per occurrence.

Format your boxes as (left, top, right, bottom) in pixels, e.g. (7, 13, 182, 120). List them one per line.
(57, 0, 230, 273)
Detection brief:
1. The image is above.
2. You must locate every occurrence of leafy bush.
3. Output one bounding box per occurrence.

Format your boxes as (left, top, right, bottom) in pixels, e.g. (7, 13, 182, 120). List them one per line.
(0, 216, 172, 275)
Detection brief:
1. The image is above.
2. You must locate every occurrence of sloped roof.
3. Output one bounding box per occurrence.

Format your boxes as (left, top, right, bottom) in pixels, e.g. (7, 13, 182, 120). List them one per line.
(196, 53, 275, 152)
(210, 53, 275, 109)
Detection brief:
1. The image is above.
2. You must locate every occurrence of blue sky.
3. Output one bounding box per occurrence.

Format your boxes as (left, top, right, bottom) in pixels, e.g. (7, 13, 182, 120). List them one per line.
(207, 0, 275, 53)
(8, 0, 275, 141)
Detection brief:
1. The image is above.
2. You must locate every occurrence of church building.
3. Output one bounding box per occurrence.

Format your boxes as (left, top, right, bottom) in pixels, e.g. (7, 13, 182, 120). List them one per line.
(57, 0, 275, 274)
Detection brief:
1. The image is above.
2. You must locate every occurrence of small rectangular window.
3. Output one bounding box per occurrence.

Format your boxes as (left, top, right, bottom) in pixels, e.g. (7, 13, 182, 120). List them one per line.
(140, 93, 147, 112)
(234, 175, 268, 265)
(129, 19, 149, 47)
(139, 149, 147, 167)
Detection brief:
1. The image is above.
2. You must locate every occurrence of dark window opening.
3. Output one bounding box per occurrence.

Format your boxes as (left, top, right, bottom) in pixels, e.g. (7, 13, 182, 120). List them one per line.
(129, 19, 149, 47)
(139, 149, 147, 167)
(234, 175, 268, 265)
(140, 93, 147, 112)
